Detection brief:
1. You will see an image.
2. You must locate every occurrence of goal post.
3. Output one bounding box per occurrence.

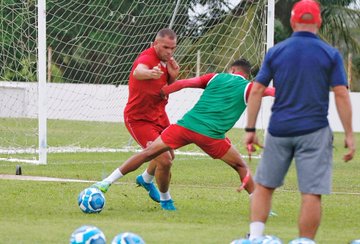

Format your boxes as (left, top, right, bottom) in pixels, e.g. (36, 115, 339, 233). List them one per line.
(0, 0, 274, 164)
(38, 0, 47, 165)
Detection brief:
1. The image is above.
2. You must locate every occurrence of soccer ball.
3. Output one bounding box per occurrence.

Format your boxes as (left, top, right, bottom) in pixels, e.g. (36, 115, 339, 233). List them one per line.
(351, 240, 360, 244)
(111, 232, 146, 244)
(256, 235, 283, 244)
(230, 235, 282, 244)
(288, 237, 315, 244)
(70, 225, 106, 244)
(229, 239, 251, 244)
(78, 187, 105, 213)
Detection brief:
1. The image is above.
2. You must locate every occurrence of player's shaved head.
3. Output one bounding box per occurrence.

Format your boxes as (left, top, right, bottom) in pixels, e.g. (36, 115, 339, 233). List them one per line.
(153, 28, 177, 62)
(156, 28, 177, 40)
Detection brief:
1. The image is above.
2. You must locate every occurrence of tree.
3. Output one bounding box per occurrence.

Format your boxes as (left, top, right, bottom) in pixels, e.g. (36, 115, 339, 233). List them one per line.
(0, 0, 37, 82)
(275, 0, 360, 91)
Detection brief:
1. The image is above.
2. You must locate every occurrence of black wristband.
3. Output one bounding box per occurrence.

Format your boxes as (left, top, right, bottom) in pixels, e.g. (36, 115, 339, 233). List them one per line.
(245, 127, 256, 132)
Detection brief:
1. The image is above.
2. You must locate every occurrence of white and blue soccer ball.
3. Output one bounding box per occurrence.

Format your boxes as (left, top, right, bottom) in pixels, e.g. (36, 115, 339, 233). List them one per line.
(288, 237, 316, 244)
(255, 235, 283, 244)
(230, 238, 251, 244)
(351, 239, 360, 244)
(111, 232, 146, 244)
(230, 235, 282, 244)
(70, 225, 106, 244)
(78, 187, 105, 213)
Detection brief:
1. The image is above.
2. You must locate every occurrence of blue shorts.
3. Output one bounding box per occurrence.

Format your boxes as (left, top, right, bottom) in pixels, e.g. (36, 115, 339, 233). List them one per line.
(255, 126, 333, 194)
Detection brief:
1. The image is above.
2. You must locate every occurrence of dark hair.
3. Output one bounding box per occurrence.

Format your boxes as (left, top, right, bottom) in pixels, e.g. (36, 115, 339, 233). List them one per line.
(230, 58, 251, 75)
(156, 28, 177, 40)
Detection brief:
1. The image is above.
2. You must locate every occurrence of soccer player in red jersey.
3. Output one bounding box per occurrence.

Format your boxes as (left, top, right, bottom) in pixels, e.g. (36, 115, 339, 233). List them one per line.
(92, 59, 275, 211)
(123, 28, 180, 203)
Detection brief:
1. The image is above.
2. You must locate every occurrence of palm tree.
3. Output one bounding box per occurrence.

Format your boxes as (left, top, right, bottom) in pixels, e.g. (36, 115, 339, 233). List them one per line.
(275, 0, 360, 52)
(275, 0, 360, 91)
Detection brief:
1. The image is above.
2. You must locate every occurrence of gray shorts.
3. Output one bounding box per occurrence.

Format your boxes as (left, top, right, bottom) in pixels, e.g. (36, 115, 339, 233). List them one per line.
(255, 126, 333, 194)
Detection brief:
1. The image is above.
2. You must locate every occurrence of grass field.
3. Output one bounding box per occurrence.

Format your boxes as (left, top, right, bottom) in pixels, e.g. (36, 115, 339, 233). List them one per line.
(0, 120, 359, 243)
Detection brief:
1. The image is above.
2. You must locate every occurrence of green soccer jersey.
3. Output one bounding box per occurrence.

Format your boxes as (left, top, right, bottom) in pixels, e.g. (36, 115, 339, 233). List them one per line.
(177, 73, 250, 139)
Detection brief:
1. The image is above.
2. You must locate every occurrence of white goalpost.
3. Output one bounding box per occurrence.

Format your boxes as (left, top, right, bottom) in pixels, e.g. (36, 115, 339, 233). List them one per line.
(38, 0, 47, 165)
(0, 0, 274, 164)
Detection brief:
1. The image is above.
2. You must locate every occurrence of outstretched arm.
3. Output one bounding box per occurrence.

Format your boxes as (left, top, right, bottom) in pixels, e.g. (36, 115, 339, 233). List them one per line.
(245, 82, 275, 102)
(133, 63, 164, 80)
(161, 73, 216, 98)
(263, 86, 275, 97)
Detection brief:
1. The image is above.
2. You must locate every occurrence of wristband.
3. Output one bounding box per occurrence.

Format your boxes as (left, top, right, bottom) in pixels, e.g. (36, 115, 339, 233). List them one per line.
(245, 127, 256, 132)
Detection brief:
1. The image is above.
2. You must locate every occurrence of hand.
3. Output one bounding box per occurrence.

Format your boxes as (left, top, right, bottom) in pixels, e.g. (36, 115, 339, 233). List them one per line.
(167, 57, 180, 79)
(160, 87, 168, 100)
(244, 132, 262, 162)
(343, 134, 355, 162)
(149, 64, 164, 79)
(236, 167, 250, 192)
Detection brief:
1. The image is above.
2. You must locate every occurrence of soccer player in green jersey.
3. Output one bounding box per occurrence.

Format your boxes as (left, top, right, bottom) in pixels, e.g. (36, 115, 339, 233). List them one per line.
(93, 58, 275, 211)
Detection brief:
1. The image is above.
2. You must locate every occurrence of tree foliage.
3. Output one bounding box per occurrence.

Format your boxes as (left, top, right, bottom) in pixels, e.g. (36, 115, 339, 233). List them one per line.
(0, 0, 37, 81)
(274, 0, 360, 91)
(0, 0, 359, 90)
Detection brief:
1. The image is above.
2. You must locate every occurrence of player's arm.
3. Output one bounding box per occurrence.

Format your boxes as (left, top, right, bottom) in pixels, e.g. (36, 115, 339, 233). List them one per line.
(244, 81, 266, 153)
(133, 63, 164, 80)
(160, 73, 216, 99)
(333, 85, 355, 162)
(245, 82, 275, 102)
(167, 57, 180, 84)
(263, 86, 275, 97)
(246, 81, 266, 126)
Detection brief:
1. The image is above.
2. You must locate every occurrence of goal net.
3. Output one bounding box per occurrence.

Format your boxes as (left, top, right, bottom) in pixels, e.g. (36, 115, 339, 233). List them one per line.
(0, 0, 270, 164)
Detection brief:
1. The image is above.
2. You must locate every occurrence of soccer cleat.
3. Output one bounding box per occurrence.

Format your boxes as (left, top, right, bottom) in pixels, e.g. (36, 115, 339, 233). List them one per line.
(269, 210, 278, 217)
(91, 181, 111, 193)
(160, 199, 176, 211)
(136, 175, 160, 203)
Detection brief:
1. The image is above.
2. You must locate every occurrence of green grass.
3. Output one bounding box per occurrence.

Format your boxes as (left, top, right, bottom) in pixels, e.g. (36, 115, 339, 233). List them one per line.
(0, 119, 359, 243)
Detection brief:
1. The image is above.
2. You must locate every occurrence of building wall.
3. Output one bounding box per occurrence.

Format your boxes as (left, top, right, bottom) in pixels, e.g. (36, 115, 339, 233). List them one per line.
(0, 82, 359, 132)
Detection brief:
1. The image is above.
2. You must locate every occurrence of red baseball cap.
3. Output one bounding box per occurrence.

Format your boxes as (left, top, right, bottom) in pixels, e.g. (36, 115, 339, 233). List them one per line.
(291, 0, 322, 27)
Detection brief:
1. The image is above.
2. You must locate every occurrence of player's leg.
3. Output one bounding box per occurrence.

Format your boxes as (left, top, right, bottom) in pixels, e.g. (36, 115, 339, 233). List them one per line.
(299, 193, 321, 239)
(158, 125, 192, 210)
(191, 134, 254, 193)
(154, 149, 174, 193)
(249, 133, 294, 240)
(219, 143, 278, 218)
(294, 126, 333, 239)
(125, 120, 168, 202)
(219, 144, 255, 194)
(119, 137, 171, 174)
(249, 183, 275, 239)
(154, 149, 176, 210)
(92, 137, 171, 194)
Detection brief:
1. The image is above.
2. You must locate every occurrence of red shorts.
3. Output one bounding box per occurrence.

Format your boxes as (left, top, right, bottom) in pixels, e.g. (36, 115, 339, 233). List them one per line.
(125, 119, 168, 149)
(161, 124, 231, 159)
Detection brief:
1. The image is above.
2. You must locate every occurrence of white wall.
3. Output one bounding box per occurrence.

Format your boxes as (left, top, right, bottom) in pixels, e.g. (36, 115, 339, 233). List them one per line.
(0, 82, 359, 132)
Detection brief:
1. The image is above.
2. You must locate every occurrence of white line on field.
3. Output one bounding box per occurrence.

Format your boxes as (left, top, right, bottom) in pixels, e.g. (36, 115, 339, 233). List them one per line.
(0, 174, 359, 196)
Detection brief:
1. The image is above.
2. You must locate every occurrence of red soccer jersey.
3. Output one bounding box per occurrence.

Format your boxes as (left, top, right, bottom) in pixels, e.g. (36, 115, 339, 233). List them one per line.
(124, 47, 170, 128)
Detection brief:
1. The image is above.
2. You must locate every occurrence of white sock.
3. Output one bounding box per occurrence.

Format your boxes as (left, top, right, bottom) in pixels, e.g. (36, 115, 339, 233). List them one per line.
(249, 221, 265, 240)
(160, 191, 171, 201)
(103, 168, 123, 184)
(141, 170, 154, 183)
